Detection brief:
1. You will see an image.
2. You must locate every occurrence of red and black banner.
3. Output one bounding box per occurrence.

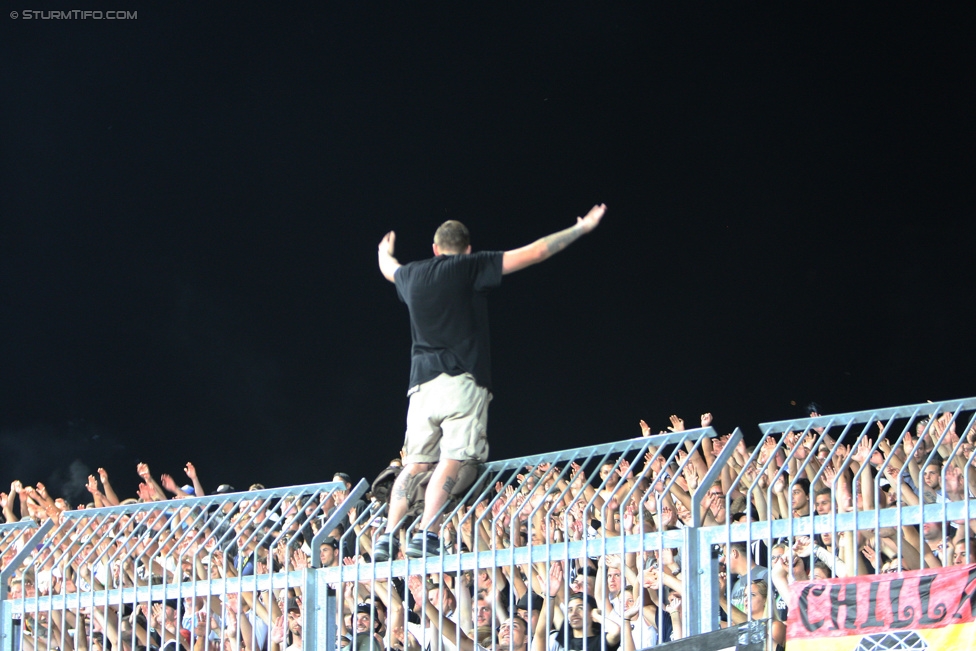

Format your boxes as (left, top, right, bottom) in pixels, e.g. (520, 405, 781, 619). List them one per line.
(787, 563, 976, 650)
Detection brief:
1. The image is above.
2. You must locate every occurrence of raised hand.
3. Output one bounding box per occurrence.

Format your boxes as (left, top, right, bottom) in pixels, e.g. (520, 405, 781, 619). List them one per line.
(833, 445, 850, 469)
(548, 561, 564, 596)
(933, 412, 953, 439)
(783, 431, 797, 449)
(903, 431, 916, 456)
(877, 436, 893, 457)
(682, 463, 699, 492)
(291, 549, 309, 570)
(137, 463, 151, 480)
(861, 544, 877, 568)
(623, 504, 636, 534)
(739, 463, 758, 486)
(270, 615, 286, 645)
(882, 463, 901, 483)
(407, 574, 424, 603)
(548, 517, 564, 542)
(700, 491, 717, 514)
(945, 465, 964, 497)
(623, 601, 642, 622)
(590, 608, 606, 627)
(570, 517, 584, 541)
(674, 474, 689, 493)
(160, 474, 179, 494)
(793, 536, 812, 558)
(639, 420, 652, 437)
(852, 438, 872, 465)
(194, 612, 209, 637)
(821, 464, 838, 484)
(97, 468, 109, 483)
(643, 566, 661, 590)
(770, 554, 789, 581)
(137, 483, 155, 502)
(577, 204, 606, 234)
(643, 450, 655, 469)
(668, 415, 685, 433)
(701, 413, 713, 428)
(616, 459, 632, 480)
(87, 475, 99, 494)
(272, 541, 288, 566)
(570, 462, 586, 487)
(664, 593, 682, 616)
(771, 474, 787, 494)
(184, 462, 197, 480)
(378, 231, 396, 256)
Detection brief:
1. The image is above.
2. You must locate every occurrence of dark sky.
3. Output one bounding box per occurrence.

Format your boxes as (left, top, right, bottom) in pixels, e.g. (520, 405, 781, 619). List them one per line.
(3, 3, 974, 503)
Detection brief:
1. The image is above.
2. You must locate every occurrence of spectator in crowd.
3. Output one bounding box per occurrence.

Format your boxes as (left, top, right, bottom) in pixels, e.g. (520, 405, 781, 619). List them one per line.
(514, 593, 543, 634)
(718, 542, 768, 625)
(496, 616, 530, 651)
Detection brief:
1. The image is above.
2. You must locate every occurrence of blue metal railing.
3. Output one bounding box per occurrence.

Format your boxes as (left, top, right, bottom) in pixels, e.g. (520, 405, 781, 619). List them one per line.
(3, 397, 974, 651)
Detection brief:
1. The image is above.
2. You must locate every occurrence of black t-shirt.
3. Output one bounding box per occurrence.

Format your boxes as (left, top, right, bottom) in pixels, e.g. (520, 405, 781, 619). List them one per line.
(394, 251, 504, 392)
(548, 626, 619, 651)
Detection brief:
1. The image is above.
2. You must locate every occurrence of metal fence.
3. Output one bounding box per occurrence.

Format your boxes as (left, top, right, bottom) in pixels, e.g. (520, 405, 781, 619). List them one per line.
(4, 397, 975, 651)
(1, 481, 353, 651)
(699, 396, 976, 647)
(317, 425, 741, 650)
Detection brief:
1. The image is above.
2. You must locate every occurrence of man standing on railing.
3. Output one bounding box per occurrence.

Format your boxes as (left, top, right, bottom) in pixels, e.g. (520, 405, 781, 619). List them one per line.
(375, 203, 606, 560)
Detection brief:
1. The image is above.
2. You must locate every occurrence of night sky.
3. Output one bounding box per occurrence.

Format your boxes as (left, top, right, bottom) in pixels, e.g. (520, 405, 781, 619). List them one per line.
(3, 3, 974, 503)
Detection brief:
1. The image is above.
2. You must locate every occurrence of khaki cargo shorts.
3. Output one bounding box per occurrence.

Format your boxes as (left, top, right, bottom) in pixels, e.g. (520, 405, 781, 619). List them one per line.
(403, 372, 491, 465)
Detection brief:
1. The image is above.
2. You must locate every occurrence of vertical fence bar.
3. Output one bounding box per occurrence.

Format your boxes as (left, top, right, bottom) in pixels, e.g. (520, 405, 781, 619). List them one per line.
(684, 428, 741, 637)
(1, 520, 53, 651)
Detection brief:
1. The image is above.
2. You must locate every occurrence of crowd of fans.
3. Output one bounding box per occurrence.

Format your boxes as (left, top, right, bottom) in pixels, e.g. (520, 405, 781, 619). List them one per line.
(3, 407, 976, 651)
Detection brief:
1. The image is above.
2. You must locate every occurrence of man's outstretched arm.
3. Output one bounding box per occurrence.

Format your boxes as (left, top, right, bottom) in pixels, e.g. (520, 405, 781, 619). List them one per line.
(378, 231, 401, 282)
(501, 203, 606, 275)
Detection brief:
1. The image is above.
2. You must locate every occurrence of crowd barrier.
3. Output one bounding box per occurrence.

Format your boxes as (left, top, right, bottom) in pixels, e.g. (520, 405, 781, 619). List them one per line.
(3, 396, 975, 651)
(1, 481, 350, 651)
(317, 425, 740, 649)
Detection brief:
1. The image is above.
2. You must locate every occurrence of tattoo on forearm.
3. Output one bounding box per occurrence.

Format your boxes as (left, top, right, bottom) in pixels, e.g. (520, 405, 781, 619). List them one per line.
(442, 476, 457, 495)
(542, 225, 583, 255)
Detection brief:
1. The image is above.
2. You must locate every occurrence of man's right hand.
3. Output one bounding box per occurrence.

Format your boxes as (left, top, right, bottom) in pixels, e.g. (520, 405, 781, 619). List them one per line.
(379, 231, 396, 256)
(576, 204, 606, 234)
(378, 231, 401, 282)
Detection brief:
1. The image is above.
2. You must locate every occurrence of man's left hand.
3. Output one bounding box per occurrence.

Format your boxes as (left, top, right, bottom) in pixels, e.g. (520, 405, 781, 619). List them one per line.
(576, 204, 606, 233)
